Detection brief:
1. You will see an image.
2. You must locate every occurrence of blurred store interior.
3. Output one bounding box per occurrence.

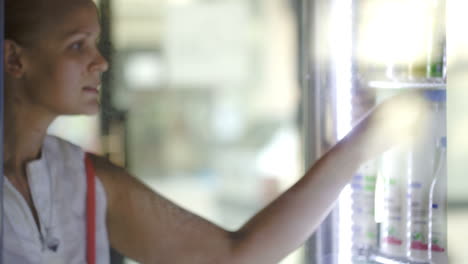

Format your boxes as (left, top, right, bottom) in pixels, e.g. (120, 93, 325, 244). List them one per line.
(47, 0, 468, 263)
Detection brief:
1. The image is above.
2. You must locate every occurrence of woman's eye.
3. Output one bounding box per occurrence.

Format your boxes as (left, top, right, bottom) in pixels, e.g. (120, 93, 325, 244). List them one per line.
(71, 41, 84, 51)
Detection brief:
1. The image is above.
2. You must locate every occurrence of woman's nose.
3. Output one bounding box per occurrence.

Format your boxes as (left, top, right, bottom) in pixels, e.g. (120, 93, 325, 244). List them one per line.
(91, 51, 109, 73)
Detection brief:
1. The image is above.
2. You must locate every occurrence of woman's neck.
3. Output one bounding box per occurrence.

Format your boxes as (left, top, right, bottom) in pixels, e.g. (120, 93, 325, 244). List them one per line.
(3, 94, 56, 178)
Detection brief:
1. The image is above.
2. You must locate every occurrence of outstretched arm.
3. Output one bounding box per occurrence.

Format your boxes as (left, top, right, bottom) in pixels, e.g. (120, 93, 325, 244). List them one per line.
(227, 91, 428, 263)
(92, 91, 428, 264)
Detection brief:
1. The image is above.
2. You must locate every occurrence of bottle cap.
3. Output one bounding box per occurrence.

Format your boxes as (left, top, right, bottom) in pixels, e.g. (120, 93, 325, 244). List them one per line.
(439, 137, 447, 149)
(424, 90, 446, 102)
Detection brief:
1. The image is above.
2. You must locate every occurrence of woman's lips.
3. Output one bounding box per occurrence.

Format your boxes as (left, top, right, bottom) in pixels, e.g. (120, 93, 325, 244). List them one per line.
(83, 86, 99, 94)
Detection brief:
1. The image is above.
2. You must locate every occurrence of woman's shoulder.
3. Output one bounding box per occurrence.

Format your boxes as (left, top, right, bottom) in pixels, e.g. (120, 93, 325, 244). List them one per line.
(43, 135, 136, 201)
(43, 135, 125, 180)
(43, 134, 85, 162)
(45, 134, 83, 149)
(42, 135, 84, 178)
(84, 150, 136, 212)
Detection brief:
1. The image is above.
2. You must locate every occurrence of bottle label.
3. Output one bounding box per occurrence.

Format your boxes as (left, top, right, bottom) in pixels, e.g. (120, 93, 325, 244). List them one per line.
(351, 165, 378, 251)
(430, 206, 447, 252)
(382, 226, 403, 245)
(409, 208, 429, 251)
(410, 231, 428, 251)
(408, 179, 430, 252)
(431, 233, 446, 252)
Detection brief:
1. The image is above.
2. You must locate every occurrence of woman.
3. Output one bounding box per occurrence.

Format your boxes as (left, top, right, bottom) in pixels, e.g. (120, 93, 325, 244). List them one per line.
(3, 0, 428, 263)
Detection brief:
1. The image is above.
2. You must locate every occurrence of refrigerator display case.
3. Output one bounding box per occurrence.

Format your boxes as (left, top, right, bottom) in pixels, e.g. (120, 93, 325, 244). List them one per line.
(300, 0, 450, 263)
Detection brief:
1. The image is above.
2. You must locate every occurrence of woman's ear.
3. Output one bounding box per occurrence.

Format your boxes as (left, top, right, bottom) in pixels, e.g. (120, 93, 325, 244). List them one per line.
(4, 40, 25, 78)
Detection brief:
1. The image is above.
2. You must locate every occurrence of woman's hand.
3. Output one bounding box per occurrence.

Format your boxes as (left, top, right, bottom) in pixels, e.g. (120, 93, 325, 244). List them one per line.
(349, 90, 431, 161)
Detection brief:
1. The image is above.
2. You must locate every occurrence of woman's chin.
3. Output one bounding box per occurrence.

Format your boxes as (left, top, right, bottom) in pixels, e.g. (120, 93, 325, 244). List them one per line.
(82, 109, 100, 116)
(83, 105, 100, 115)
(76, 102, 100, 116)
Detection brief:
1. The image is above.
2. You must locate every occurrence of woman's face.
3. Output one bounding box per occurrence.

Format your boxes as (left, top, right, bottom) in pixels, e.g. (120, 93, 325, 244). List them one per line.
(19, 0, 108, 116)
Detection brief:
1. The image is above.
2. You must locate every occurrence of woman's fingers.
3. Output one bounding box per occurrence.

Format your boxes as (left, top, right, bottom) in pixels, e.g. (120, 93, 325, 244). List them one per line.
(356, 90, 432, 159)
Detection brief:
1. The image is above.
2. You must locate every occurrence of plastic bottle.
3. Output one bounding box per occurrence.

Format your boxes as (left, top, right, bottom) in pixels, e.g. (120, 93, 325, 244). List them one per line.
(377, 144, 409, 259)
(428, 137, 448, 264)
(426, 0, 446, 80)
(404, 0, 446, 81)
(406, 90, 446, 262)
(407, 2, 432, 81)
(351, 161, 378, 258)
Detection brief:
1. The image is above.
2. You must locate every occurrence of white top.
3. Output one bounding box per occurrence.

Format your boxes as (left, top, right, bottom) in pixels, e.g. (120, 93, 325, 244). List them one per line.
(3, 135, 110, 264)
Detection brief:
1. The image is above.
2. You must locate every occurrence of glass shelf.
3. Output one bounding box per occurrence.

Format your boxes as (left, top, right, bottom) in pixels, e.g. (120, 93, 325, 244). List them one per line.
(351, 249, 434, 264)
(368, 80, 446, 90)
(369, 253, 431, 264)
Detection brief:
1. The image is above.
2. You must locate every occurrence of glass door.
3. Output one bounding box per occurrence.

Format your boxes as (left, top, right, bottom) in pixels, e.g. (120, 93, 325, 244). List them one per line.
(300, 0, 458, 263)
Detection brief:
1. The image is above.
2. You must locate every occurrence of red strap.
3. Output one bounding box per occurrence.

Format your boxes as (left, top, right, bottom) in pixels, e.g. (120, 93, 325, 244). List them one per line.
(85, 153, 96, 264)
